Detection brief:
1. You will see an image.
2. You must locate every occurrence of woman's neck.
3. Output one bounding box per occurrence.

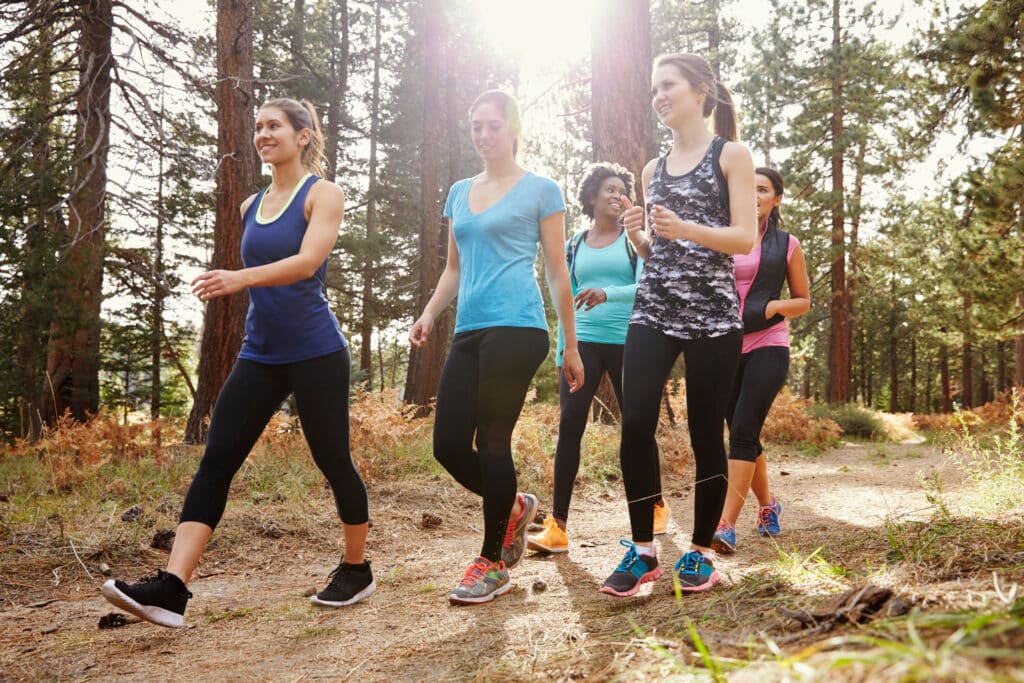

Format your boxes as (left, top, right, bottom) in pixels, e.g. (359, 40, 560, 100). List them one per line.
(670, 115, 714, 153)
(591, 213, 620, 235)
(481, 155, 522, 180)
(269, 159, 308, 193)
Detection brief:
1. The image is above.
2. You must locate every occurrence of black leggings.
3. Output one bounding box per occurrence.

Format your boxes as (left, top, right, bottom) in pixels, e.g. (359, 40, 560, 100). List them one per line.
(619, 324, 742, 546)
(553, 341, 632, 522)
(433, 326, 549, 563)
(180, 349, 368, 529)
(726, 346, 790, 462)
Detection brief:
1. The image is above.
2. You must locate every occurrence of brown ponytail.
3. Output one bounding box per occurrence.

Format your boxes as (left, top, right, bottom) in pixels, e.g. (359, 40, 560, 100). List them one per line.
(260, 97, 327, 176)
(654, 53, 739, 142)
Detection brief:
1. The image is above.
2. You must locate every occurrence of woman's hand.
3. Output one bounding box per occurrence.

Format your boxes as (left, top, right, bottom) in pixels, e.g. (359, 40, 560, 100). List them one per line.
(574, 288, 607, 311)
(408, 312, 434, 347)
(191, 269, 247, 301)
(620, 195, 647, 248)
(561, 347, 584, 393)
(649, 204, 694, 242)
(765, 300, 779, 319)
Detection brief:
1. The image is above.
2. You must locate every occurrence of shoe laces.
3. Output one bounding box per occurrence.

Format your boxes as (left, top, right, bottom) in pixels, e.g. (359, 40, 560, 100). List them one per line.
(459, 559, 492, 586)
(614, 539, 640, 572)
(677, 550, 703, 574)
(502, 496, 523, 547)
(716, 519, 733, 533)
(758, 506, 774, 527)
(138, 570, 192, 597)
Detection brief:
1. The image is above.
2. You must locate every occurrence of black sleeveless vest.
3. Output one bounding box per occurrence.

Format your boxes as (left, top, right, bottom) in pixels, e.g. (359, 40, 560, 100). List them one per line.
(740, 216, 790, 334)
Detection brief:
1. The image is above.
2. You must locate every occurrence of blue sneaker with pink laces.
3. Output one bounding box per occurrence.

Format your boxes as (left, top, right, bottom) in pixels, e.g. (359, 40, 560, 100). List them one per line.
(756, 497, 783, 536)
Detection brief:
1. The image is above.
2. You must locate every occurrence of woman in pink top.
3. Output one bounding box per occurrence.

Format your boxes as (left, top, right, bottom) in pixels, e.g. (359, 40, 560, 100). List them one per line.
(712, 167, 809, 553)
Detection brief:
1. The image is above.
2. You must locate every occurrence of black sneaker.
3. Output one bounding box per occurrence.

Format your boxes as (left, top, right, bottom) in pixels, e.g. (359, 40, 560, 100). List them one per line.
(100, 569, 192, 628)
(310, 560, 376, 607)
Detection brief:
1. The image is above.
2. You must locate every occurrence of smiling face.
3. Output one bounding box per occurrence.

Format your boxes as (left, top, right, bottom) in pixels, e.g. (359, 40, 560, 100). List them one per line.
(254, 106, 309, 166)
(650, 63, 706, 128)
(590, 175, 627, 222)
(755, 173, 783, 221)
(470, 102, 517, 162)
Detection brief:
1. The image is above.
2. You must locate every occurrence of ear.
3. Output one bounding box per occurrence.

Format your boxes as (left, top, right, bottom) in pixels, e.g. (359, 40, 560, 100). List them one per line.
(298, 128, 312, 147)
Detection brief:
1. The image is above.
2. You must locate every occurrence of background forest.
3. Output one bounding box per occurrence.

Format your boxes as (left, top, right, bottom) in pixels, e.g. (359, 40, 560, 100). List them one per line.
(1, 0, 1022, 443)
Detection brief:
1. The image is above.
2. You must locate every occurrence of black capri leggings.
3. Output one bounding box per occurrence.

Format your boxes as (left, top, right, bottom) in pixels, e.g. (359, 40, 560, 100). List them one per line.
(432, 326, 549, 563)
(726, 345, 790, 462)
(180, 349, 368, 529)
(619, 324, 742, 547)
(552, 341, 624, 523)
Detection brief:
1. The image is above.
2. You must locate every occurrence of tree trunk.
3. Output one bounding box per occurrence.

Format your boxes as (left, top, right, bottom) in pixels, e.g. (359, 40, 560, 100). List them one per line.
(847, 139, 865, 400)
(403, 0, 448, 411)
(909, 336, 917, 413)
(41, 0, 114, 425)
(185, 0, 255, 443)
(1017, 294, 1024, 389)
(591, 0, 653, 421)
(888, 271, 898, 413)
(359, 0, 382, 385)
(324, 0, 348, 181)
(940, 343, 952, 413)
(961, 294, 973, 409)
(825, 0, 849, 403)
(997, 338, 1006, 393)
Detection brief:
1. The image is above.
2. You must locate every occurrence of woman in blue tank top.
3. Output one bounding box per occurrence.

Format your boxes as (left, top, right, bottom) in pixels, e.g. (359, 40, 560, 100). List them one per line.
(409, 90, 584, 605)
(599, 54, 757, 598)
(101, 99, 374, 627)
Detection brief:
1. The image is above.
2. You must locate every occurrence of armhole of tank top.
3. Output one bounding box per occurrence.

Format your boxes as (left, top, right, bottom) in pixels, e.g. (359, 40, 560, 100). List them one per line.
(710, 137, 730, 216)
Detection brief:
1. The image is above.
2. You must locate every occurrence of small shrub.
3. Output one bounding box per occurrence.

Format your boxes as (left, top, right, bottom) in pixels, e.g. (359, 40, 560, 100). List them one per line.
(813, 403, 886, 440)
(761, 388, 842, 449)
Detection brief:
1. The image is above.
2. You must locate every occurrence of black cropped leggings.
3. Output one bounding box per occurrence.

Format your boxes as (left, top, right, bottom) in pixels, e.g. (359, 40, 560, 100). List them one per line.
(726, 346, 790, 462)
(433, 326, 549, 563)
(553, 341, 630, 522)
(180, 349, 368, 529)
(619, 324, 742, 546)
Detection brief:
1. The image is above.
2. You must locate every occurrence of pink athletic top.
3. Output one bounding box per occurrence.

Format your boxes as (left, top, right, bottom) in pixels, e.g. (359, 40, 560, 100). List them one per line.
(734, 232, 800, 355)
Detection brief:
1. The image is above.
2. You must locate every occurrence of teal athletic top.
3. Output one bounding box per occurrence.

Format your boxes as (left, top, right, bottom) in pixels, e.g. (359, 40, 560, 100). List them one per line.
(443, 172, 566, 334)
(556, 228, 643, 366)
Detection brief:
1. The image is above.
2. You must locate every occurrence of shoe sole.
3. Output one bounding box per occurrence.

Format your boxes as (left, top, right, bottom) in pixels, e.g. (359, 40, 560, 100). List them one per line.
(100, 580, 184, 628)
(448, 581, 512, 605)
(505, 494, 539, 569)
(711, 536, 736, 554)
(526, 537, 568, 553)
(309, 580, 377, 607)
(599, 566, 664, 597)
(675, 570, 722, 593)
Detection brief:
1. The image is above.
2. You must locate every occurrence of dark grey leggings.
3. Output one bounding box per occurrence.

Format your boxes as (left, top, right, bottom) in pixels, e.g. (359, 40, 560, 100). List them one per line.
(433, 326, 549, 562)
(180, 349, 368, 528)
(726, 345, 790, 462)
(619, 324, 742, 546)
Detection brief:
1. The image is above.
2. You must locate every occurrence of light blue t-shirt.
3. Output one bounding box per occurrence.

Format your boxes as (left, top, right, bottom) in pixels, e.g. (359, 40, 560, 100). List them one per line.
(556, 229, 643, 365)
(444, 172, 566, 333)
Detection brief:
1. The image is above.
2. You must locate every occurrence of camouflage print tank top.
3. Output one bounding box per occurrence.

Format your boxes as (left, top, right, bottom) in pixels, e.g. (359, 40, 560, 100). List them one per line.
(630, 136, 742, 340)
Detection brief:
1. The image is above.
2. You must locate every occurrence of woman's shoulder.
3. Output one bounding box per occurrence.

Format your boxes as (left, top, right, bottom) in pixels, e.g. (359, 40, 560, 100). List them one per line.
(522, 172, 561, 192)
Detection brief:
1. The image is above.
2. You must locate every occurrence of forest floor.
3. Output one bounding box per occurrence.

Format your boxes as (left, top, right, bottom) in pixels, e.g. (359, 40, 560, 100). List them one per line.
(2, 436, 1023, 681)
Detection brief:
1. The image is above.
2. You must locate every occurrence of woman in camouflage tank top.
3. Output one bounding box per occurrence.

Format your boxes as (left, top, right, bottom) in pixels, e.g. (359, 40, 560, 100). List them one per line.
(599, 53, 758, 598)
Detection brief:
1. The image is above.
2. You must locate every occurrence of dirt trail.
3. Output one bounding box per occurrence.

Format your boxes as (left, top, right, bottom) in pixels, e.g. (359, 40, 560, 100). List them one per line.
(2, 443, 958, 681)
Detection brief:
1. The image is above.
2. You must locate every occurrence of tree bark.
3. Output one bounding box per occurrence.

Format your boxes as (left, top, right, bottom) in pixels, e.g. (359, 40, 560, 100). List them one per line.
(359, 0, 382, 384)
(961, 294, 973, 409)
(403, 0, 448, 411)
(41, 0, 114, 425)
(591, 0, 653, 421)
(825, 0, 849, 403)
(185, 0, 255, 443)
(940, 343, 952, 413)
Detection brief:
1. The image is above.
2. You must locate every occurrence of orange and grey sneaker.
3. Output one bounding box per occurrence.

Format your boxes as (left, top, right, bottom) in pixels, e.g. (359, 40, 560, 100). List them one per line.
(448, 557, 511, 605)
(527, 515, 569, 553)
(500, 492, 538, 569)
(653, 500, 671, 535)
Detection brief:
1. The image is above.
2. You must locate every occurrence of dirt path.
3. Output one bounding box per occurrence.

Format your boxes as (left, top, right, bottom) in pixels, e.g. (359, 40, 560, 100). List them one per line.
(2, 442, 960, 681)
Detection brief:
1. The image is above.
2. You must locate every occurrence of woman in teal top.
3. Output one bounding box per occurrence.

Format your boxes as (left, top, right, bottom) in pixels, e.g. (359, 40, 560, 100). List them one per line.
(528, 163, 666, 555)
(409, 90, 584, 605)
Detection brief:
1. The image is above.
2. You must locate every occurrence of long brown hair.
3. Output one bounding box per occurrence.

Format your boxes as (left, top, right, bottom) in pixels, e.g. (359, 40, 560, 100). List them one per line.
(260, 98, 327, 176)
(654, 53, 738, 142)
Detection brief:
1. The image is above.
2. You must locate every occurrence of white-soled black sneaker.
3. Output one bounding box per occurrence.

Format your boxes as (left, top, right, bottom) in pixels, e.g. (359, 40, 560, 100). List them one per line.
(310, 560, 376, 607)
(101, 569, 191, 628)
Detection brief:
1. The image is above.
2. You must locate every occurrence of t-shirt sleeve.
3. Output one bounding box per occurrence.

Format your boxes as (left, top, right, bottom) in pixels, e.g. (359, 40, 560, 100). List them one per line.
(443, 180, 461, 219)
(535, 176, 567, 221)
(786, 234, 800, 261)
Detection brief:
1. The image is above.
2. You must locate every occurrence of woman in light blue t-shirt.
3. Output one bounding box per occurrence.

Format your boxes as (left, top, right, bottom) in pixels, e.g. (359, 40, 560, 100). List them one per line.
(409, 90, 584, 606)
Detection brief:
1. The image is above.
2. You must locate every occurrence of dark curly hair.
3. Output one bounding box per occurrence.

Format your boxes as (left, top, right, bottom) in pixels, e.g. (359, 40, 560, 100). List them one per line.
(576, 162, 635, 220)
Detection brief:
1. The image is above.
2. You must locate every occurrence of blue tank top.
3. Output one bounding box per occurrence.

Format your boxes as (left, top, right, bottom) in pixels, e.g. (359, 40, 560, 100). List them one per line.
(237, 174, 347, 364)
